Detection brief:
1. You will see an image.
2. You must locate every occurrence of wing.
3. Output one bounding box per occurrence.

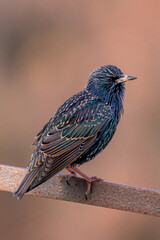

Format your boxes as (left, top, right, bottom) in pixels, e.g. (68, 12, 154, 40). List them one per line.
(26, 100, 112, 190)
(29, 98, 112, 171)
(43, 100, 111, 150)
(13, 95, 112, 199)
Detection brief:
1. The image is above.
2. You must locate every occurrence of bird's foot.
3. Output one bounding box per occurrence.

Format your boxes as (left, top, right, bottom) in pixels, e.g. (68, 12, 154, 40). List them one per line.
(66, 166, 103, 200)
(85, 176, 103, 200)
(66, 167, 77, 185)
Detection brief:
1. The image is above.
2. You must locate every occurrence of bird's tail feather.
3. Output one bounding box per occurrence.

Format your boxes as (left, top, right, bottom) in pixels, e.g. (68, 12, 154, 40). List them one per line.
(12, 168, 39, 200)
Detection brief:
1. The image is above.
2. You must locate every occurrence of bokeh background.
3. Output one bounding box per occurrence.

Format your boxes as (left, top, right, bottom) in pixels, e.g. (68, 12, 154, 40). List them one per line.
(0, 1, 160, 239)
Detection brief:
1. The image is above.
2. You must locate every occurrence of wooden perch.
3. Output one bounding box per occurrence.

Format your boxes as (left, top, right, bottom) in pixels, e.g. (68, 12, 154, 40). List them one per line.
(0, 164, 160, 217)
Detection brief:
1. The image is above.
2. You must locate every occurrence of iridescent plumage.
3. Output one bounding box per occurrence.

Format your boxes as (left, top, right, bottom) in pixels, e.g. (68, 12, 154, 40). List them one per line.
(12, 65, 136, 199)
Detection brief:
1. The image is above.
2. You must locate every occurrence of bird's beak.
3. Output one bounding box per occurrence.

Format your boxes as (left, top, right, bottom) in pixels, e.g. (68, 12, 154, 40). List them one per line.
(117, 75, 137, 83)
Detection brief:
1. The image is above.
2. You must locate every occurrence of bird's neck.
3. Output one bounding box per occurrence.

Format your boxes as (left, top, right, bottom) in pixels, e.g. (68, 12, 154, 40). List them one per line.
(87, 83, 125, 117)
(106, 85, 125, 117)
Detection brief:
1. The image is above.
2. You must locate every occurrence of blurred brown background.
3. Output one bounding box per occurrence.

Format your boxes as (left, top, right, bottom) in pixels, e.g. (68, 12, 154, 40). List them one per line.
(0, 0, 160, 239)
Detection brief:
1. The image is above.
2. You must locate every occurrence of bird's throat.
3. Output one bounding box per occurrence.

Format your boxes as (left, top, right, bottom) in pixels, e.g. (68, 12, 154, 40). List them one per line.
(106, 84, 125, 117)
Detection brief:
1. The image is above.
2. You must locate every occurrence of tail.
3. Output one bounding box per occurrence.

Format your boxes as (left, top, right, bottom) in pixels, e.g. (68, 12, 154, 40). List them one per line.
(12, 168, 39, 200)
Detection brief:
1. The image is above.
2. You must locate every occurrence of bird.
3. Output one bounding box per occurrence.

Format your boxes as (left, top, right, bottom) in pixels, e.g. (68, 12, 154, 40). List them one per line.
(12, 65, 136, 200)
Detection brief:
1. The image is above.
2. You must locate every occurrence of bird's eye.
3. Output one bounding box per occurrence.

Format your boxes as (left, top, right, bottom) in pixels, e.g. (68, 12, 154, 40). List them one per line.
(111, 76, 118, 81)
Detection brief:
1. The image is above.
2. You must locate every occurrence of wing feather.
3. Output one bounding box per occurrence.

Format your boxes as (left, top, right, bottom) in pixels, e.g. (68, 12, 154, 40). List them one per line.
(27, 136, 96, 191)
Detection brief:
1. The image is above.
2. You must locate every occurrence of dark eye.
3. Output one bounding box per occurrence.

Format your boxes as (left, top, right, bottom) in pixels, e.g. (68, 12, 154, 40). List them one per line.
(111, 76, 118, 81)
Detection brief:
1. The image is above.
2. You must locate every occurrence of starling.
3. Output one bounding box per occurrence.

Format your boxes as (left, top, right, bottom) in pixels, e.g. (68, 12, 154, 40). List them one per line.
(12, 65, 136, 200)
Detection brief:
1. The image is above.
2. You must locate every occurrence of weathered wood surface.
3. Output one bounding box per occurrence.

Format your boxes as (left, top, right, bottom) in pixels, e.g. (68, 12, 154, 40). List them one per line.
(0, 164, 160, 217)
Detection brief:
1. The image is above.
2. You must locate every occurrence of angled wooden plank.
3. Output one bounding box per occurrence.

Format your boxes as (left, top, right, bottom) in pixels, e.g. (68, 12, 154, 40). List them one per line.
(0, 164, 160, 217)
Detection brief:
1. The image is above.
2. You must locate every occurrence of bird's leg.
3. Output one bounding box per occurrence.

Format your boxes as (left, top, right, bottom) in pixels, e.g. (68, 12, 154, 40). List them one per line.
(69, 167, 103, 200)
(66, 166, 77, 185)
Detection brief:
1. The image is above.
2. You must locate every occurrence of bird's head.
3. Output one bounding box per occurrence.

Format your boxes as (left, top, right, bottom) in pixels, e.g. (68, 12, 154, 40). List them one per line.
(86, 65, 136, 101)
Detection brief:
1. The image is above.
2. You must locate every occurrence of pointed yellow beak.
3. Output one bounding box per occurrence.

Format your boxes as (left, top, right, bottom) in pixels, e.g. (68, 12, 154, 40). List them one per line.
(117, 75, 137, 83)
